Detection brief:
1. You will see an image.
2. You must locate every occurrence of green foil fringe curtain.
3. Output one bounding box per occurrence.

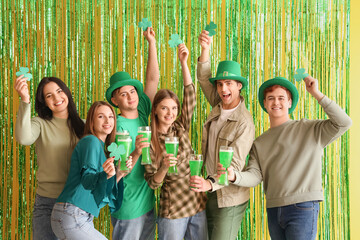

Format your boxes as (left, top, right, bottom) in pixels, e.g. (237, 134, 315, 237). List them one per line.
(0, 0, 350, 239)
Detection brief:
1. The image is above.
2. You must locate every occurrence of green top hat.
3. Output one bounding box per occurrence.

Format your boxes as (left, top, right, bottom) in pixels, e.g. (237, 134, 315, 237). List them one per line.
(209, 60, 248, 87)
(258, 77, 299, 114)
(106, 71, 144, 108)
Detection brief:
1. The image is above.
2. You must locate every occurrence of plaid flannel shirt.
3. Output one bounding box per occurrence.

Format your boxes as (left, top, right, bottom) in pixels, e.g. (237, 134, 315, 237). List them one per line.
(145, 84, 207, 219)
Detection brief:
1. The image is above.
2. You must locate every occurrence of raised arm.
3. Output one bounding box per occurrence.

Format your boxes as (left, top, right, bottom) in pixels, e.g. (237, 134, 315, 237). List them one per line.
(14, 75, 41, 145)
(197, 30, 221, 106)
(304, 76, 352, 146)
(143, 27, 160, 103)
(178, 43, 192, 86)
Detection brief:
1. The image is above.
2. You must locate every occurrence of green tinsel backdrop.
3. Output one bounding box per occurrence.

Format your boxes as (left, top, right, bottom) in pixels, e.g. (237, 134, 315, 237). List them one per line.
(0, 0, 350, 239)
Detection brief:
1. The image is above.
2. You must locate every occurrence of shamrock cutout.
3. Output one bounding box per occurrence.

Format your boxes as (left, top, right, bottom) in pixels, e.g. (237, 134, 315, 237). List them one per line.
(168, 34, 183, 48)
(16, 67, 32, 81)
(108, 142, 126, 161)
(138, 18, 152, 31)
(205, 21, 217, 37)
(294, 68, 309, 82)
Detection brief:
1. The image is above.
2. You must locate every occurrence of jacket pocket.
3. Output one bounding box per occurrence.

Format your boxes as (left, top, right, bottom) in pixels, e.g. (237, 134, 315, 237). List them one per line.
(217, 127, 237, 146)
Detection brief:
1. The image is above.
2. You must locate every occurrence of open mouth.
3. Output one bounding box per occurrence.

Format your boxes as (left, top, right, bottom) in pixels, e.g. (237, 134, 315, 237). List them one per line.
(222, 93, 231, 100)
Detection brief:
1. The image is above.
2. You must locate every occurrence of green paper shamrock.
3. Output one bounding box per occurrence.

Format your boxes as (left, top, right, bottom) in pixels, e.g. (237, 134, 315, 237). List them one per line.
(168, 34, 183, 48)
(294, 68, 309, 82)
(108, 142, 126, 161)
(138, 18, 152, 31)
(16, 67, 32, 81)
(205, 21, 217, 36)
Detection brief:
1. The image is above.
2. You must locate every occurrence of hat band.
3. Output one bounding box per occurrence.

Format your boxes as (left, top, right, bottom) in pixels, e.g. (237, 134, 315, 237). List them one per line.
(220, 71, 238, 77)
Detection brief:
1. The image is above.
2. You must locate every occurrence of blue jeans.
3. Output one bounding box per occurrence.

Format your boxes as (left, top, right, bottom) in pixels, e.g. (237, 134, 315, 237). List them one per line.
(33, 194, 58, 240)
(51, 202, 107, 240)
(158, 210, 208, 240)
(111, 209, 156, 240)
(267, 201, 320, 240)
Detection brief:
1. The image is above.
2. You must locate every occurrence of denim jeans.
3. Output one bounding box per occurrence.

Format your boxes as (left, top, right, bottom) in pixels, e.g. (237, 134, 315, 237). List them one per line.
(51, 202, 107, 240)
(267, 201, 320, 240)
(32, 194, 58, 240)
(158, 210, 207, 240)
(111, 209, 156, 240)
(206, 192, 248, 240)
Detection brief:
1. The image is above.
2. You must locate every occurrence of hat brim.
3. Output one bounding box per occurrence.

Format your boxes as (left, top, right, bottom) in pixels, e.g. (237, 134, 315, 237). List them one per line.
(106, 79, 144, 108)
(209, 76, 248, 88)
(258, 78, 299, 114)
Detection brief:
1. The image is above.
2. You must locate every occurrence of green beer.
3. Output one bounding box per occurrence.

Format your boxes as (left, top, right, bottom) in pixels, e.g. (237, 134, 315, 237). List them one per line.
(189, 155, 203, 176)
(165, 137, 179, 175)
(117, 137, 132, 172)
(138, 126, 152, 165)
(115, 131, 132, 172)
(189, 154, 203, 189)
(218, 146, 234, 185)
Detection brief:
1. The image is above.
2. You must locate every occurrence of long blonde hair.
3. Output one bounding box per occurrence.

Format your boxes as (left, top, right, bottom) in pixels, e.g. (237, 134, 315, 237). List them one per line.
(150, 89, 180, 162)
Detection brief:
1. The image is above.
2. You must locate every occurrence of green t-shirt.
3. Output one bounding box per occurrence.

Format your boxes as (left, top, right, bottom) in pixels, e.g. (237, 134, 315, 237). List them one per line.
(57, 135, 123, 217)
(111, 93, 155, 220)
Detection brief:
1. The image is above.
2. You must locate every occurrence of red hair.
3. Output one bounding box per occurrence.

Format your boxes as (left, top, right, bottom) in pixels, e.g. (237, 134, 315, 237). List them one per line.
(264, 85, 292, 99)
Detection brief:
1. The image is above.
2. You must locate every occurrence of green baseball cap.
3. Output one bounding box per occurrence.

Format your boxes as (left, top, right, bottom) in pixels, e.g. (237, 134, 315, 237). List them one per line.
(258, 77, 299, 114)
(209, 60, 248, 87)
(105, 71, 144, 108)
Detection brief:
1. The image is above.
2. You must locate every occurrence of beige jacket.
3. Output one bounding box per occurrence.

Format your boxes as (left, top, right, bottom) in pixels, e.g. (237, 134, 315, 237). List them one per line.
(197, 60, 255, 208)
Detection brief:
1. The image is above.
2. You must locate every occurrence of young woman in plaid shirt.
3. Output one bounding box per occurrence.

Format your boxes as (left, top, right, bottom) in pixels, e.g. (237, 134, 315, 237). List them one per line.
(144, 44, 207, 240)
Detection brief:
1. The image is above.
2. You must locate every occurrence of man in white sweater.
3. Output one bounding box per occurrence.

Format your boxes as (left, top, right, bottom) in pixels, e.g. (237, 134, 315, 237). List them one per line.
(222, 76, 352, 240)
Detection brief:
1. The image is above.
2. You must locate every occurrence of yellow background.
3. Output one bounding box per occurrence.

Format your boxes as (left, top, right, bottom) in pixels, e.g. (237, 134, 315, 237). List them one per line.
(350, 0, 360, 239)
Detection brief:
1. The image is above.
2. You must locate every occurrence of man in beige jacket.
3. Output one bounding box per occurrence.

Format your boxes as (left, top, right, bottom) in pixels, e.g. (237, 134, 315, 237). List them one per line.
(190, 30, 255, 240)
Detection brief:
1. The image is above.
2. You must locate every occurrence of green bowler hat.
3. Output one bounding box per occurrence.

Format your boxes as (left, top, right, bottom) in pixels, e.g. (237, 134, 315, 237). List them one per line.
(209, 60, 248, 87)
(258, 77, 299, 114)
(106, 71, 144, 108)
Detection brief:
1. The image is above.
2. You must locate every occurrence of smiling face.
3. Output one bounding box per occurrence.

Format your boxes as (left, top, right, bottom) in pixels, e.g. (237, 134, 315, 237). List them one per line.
(216, 79, 242, 109)
(43, 81, 69, 118)
(111, 85, 139, 113)
(93, 105, 115, 142)
(263, 87, 292, 119)
(155, 98, 179, 131)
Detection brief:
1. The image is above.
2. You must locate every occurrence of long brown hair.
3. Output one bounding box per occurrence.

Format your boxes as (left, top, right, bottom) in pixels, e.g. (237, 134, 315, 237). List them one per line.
(84, 101, 116, 152)
(150, 89, 180, 162)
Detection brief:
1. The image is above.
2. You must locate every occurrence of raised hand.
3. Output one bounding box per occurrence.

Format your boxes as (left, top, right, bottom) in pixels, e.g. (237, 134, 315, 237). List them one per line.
(143, 27, 156, 45)
(178, 43, 189, 63)
(198, 30, 212, 51)
(303, 76, 324, 101)
(14, 75, 30, 103)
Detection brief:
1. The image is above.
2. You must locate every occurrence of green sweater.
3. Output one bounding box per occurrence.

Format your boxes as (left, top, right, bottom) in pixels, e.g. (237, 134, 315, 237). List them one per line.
(236, 96, 352, 208)
(57, 135, 123, 217)
(15, 101, 75, 198)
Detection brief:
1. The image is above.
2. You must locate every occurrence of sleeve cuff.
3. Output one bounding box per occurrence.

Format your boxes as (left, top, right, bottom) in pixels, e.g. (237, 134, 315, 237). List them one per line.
(318, 95, 331, 108)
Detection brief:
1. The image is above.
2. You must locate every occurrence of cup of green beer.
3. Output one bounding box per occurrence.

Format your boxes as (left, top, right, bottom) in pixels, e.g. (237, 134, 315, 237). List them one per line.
(138, 126, 152, 165)
(165, 137, 179, 175)
(218, 146, 234, 186)
(115, 131, 132, 172)
(189, 154, 203, 188)
(189, 154, 203, 177)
